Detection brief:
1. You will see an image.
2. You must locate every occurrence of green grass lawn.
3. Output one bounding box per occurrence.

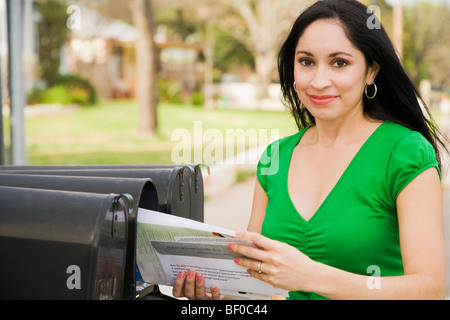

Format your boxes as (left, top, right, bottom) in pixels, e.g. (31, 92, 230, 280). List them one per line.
(10, 100, 297, 166)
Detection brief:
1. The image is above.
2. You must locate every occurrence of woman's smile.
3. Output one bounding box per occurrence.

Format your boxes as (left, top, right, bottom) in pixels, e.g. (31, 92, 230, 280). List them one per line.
(308, 94, 338, 105)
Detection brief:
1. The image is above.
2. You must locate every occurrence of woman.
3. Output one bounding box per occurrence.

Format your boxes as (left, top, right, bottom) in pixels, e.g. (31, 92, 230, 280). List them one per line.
(173, 0, 447, 300)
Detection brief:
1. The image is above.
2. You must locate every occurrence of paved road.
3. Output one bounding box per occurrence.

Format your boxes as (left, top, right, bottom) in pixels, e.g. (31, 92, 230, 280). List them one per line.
(204, 176, 450, 298)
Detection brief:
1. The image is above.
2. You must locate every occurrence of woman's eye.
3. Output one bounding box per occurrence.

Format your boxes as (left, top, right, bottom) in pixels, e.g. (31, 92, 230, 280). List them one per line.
(299, 58, 313, 67)
(333, 59, 349, 68)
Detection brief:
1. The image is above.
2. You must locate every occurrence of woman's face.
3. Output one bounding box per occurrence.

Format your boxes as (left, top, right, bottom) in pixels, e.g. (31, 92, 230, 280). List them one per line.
(294, 19, 379, 123)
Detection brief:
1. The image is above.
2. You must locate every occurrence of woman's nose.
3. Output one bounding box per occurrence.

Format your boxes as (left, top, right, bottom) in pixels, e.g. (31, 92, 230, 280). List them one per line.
(310, 66, 331, 90)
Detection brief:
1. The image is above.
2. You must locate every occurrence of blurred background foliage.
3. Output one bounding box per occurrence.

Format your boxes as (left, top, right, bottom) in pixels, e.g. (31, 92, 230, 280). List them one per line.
(31, 0, 450, 101)
(2, 0, 450, 165)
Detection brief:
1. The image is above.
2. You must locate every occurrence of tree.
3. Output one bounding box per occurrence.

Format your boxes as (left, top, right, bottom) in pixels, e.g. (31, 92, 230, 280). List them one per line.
(130, 0, 158, 136)
(402, 1, 450, 87)
(150, 0, 315, 105)
(36, 0, 71, 85)
(81, 0, 158, 136)
(216, 0, 313, 100)
(155, 1, 254, 108)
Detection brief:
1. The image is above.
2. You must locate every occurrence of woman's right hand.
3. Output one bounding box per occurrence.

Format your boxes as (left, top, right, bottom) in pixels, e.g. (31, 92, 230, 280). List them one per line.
(172, 269, 221, 300)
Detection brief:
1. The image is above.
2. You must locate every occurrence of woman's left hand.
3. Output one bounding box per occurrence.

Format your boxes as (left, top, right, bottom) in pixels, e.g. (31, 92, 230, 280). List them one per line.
(228, 231, 317, 292)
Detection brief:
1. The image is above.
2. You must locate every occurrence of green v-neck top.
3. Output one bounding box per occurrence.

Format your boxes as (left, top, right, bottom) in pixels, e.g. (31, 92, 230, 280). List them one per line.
(256, 121, 440, 300)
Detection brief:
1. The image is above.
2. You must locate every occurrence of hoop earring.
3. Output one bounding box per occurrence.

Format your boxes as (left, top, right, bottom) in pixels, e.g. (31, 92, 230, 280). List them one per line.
(293, 81, 297, 92)
(365, 83, 377, 99)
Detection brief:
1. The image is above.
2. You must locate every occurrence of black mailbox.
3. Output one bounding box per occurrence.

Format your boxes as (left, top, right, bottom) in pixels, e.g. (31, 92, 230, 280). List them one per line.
(0, 186, 129, 300)
(0, 166, 197, 221)
(0, 173, 158, 300)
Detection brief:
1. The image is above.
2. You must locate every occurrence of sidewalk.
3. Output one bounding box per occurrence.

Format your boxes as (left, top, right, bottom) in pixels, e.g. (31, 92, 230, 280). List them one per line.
(204, 176, 256, 232)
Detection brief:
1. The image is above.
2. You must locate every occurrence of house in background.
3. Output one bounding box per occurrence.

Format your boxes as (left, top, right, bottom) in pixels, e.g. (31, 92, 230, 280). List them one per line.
(66, 6, 205, 100)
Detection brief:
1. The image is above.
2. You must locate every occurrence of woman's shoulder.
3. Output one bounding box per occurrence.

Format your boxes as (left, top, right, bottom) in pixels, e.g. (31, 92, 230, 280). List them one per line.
(378, 121, 431, 148)
(381, 121, 414, 136)
(257, 129, 306, 178)
(381, 122, 440, 199)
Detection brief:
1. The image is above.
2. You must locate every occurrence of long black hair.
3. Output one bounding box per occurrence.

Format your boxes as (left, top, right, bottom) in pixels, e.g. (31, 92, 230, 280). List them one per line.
(278, 0, 447, 166)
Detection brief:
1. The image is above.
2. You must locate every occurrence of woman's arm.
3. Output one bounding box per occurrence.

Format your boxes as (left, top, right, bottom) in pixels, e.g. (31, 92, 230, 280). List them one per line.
(247, 179, 268, 233)
(231, 167, 446, 299)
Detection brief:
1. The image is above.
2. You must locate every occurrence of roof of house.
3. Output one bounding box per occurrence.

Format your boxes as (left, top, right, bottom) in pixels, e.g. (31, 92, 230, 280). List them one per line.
(70, 5, 138, 42)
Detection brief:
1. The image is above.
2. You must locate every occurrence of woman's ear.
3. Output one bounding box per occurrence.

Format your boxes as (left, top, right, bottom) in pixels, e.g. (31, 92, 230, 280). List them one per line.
(367, 61, 380, 84)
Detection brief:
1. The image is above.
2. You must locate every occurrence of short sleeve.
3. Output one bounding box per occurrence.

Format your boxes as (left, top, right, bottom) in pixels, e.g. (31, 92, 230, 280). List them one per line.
(387, 131, 440, 200)
(256, 140, 280, 192)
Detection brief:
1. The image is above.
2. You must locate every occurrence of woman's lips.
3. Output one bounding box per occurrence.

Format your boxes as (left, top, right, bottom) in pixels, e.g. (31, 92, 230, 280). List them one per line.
(308, 95, 337, 105)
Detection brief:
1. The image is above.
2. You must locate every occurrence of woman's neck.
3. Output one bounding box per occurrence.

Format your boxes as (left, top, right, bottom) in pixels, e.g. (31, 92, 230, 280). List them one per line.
(306, 114, 381, 148)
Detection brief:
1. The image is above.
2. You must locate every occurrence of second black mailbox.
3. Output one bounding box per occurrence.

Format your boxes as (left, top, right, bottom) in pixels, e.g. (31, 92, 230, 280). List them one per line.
(0, 165, 201, 221)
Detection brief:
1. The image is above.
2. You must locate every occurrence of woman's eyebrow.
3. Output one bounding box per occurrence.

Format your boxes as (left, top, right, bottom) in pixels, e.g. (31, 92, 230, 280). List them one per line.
(295, 50, 353, 58)
(296, 50, 313, 56)
(329, 51, 353, 58)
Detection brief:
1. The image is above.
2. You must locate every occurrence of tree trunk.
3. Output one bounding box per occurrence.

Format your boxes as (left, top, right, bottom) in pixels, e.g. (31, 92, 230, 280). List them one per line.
(254, 49, 276, 100)
(219, 0, 304, 103)
(131, 0, 158, 136)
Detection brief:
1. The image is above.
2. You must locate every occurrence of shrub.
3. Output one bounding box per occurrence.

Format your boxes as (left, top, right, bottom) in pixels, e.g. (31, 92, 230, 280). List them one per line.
(190, 91, 204, 106)
(27, 74, 99, 106)
(52, 74, 98, 105)
(158, 79, 183, 104)
(41, 85, 72, 105)
(27, 86, 46, 105)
